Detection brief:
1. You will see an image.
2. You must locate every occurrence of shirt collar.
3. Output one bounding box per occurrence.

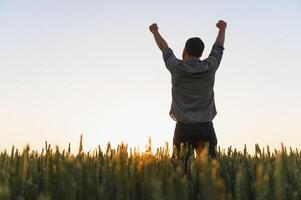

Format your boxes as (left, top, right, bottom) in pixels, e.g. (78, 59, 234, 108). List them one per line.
(185, 57, 200, 62)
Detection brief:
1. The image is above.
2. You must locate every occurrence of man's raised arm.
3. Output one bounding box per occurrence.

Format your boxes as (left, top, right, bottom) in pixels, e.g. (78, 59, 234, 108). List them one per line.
(149, 23, 168, 51)
(149, 23, 180, 73)
(204, 20, 227, 71)
(215, 20, 227, 45)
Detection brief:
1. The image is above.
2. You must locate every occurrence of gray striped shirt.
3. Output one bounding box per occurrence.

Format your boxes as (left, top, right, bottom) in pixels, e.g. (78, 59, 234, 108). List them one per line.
(162, 41, 224, 123)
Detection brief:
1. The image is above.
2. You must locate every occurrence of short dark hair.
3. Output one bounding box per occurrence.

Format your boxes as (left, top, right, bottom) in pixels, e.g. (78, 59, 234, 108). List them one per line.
(184, 37, 205, 58)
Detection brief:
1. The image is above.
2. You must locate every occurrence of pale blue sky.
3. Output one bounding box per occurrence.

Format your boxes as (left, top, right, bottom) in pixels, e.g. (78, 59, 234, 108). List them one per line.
(0, 0, 300, 153)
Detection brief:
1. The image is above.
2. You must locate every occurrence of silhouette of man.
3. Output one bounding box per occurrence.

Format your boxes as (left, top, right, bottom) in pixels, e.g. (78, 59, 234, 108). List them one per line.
(149, 20, 226, 159)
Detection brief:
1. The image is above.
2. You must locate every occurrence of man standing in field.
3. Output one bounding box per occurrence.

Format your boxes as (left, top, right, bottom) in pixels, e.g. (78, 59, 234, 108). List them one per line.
(149, 20, 226, 159)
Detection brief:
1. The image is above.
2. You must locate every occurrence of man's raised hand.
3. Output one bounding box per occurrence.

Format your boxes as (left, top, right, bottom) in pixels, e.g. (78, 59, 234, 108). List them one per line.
(216, 20, 227, 30)
(149, 23, 159, 33)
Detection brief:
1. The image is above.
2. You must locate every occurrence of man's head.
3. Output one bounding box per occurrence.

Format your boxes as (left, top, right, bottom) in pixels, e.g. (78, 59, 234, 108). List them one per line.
(182, 37, 205, 60)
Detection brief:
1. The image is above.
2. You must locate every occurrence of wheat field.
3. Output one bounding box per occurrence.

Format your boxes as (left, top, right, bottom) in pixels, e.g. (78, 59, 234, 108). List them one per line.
(0, 136, 301, 200)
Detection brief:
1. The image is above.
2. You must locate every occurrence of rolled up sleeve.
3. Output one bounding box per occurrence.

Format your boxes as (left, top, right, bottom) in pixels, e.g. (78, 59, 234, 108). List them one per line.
(162, 47, 181, 73)
(204, 41, 225, 71)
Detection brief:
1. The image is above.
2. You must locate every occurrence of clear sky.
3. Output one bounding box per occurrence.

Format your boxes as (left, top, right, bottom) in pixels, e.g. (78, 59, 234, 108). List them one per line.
(0, 0, 300, 153)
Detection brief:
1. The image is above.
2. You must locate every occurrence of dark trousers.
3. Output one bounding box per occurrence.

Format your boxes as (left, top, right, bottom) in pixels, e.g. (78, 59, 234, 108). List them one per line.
(172, 121, 217, 159)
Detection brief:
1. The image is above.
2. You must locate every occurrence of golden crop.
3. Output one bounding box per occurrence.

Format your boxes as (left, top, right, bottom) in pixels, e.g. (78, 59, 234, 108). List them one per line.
(0, 137, 300, 200)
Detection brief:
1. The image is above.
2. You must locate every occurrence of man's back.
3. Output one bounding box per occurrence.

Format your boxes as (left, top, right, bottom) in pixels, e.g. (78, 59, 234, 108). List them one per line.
(163, 42, 224, 123)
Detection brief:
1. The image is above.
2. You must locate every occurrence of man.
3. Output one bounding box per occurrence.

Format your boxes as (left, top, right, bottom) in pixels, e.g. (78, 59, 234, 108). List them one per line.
(149, 20, 226, 159)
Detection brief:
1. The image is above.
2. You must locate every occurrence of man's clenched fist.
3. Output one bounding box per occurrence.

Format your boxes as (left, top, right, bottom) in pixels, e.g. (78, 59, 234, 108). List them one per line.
(149, 23, 158, 33)
(216, 20, 227, 30)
